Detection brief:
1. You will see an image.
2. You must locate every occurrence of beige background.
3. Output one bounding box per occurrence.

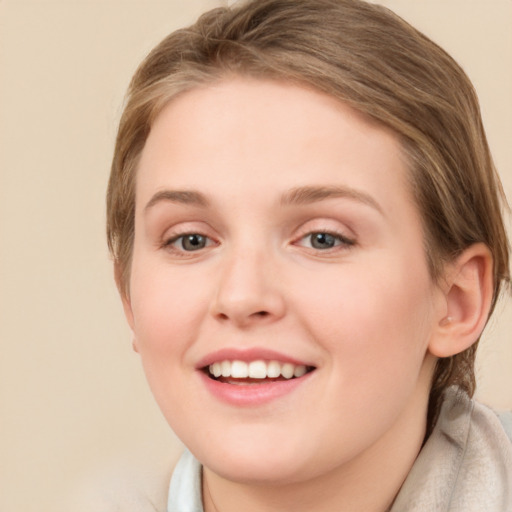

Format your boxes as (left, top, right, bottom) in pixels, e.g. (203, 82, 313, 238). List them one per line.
(0, 1, 510, 511)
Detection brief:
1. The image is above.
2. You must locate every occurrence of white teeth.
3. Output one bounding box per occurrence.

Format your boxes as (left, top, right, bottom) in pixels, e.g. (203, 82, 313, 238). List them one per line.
(231, 361, 249, 378)
(294, 365, 307, 377)
(267, 360, 281, 378)
(211, 362, 222, 378)
(208, 360, 310, 380)
(281, 363, 295, 379)
(248, 360, 267, 378)
(221, 360, 231, 377)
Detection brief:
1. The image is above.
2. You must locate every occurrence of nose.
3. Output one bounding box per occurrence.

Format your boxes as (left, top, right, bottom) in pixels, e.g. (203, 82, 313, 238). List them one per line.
(211, 247, 286, 328)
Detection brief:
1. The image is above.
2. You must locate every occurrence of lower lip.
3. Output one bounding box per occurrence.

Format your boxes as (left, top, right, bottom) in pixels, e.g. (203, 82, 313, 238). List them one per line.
(198, 371, 313, 406)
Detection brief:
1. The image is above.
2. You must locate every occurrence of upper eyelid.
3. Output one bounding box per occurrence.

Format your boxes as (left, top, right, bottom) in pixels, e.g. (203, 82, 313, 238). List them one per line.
(292, 221, 355, 241)
(156, 224, 217, 253)
(161, 222, 215, 240)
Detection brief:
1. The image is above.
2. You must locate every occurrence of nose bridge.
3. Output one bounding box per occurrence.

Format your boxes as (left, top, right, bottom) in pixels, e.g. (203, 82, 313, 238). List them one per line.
(212, 236, 285, 326)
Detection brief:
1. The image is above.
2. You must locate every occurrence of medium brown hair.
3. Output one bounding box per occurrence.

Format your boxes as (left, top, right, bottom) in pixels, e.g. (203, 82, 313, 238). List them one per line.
(107, 0, 510, 431)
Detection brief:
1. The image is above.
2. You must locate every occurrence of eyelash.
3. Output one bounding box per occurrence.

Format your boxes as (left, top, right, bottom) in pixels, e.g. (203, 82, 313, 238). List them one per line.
(295, 230, 356, 252)
(162, 229, 355, 256)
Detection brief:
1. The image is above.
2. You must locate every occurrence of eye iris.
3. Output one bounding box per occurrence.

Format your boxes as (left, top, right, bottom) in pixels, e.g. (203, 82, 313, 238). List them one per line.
(182, 234, 206, 251)
(311, 232, 336, 249)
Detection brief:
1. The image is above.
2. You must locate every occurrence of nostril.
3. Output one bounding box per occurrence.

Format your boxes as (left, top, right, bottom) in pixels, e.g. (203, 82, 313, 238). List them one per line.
(214, 309, 272, 326)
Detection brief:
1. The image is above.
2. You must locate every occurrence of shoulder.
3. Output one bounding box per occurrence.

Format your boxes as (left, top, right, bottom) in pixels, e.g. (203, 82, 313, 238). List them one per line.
(436, 389, 512, 509)
(391, 388, 512, 511)
(440, 388, 512, 469)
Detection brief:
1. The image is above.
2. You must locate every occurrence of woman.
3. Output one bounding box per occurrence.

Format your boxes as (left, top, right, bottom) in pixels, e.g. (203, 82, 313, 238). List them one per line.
(107, 0, 512, 510)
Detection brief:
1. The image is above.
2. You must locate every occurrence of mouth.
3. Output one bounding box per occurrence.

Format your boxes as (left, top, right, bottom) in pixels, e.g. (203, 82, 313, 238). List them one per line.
(203, 359, 316, 385)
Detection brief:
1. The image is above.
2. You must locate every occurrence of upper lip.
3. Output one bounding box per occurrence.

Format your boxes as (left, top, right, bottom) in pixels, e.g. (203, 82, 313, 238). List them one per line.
(195, 348, 314, 369)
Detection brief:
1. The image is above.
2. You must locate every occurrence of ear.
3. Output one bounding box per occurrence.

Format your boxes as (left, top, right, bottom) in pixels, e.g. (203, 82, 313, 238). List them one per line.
(428, 243, 494, 358)
(114, 261, 138, 352)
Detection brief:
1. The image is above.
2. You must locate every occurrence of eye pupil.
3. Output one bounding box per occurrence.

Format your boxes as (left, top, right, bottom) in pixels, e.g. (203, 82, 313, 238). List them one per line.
(182, 234, 206, 251)
(311, 232, 336, 249)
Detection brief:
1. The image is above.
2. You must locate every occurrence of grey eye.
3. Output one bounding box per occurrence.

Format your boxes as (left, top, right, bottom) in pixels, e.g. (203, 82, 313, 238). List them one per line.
(179, 234, 208, 251)
(309, 232, 338, 249)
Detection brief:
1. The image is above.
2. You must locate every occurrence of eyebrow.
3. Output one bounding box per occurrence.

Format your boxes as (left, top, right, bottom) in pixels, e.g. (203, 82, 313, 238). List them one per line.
(280, 185, 383, 214)
(144, 190, 210, 212)
(144, 185, 383, 215)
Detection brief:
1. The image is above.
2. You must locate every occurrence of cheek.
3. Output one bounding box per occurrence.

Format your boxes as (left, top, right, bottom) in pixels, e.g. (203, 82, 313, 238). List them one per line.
(297, 260, 435, 371)
(128, 258, 210, 358)
(127, 259, 212, 421)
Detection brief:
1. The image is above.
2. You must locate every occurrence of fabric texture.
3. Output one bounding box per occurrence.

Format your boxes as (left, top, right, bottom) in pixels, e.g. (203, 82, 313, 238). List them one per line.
(168, 388, 512, 511)
(390, 388, 512, 511)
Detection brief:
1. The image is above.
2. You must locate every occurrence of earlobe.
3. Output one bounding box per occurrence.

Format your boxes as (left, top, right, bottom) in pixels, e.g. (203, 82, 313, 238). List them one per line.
(429, 243, 494, 358)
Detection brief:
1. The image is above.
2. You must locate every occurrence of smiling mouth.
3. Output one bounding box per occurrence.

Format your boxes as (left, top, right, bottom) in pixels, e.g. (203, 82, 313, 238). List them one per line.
(204, 360, 315, 385)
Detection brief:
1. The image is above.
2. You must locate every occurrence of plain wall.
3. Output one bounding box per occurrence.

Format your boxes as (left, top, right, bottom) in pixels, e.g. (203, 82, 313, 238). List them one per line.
(0, 1, 510, 511)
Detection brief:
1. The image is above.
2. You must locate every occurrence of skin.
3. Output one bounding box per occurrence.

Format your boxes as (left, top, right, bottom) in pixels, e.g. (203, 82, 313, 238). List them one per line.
(121, 78, 473, 511)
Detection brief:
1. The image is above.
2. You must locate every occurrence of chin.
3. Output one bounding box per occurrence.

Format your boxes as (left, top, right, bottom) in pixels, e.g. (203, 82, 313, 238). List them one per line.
(206, 452, 309, 485)
(189, 425, 324, 485)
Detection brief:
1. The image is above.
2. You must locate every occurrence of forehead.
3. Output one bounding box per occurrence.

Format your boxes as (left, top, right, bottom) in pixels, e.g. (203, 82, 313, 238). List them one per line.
(136, 78, 415, 217)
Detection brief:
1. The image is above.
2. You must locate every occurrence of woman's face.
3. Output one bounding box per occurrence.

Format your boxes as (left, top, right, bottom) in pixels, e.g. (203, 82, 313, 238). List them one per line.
(124, 79, 444, 484)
